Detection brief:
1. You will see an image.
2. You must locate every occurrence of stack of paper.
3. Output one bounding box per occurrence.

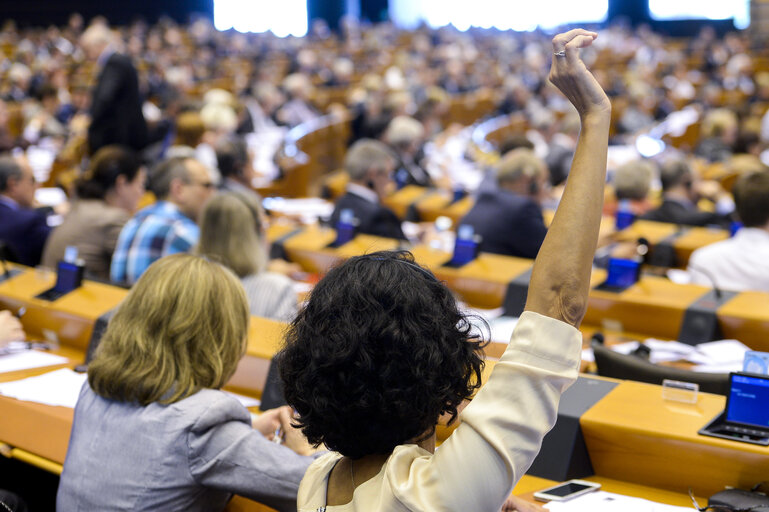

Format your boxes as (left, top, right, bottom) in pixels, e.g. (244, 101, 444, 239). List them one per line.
(0, 368, 87, 408)
(689, 339, 750, 373)
(544, 490, 692, 512)
(0, 350, 69, 374)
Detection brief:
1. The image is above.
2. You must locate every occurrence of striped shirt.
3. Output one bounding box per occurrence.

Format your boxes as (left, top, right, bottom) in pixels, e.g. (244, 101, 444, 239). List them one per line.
(110, 201, 199, 285)
(241, 272, 298, 322)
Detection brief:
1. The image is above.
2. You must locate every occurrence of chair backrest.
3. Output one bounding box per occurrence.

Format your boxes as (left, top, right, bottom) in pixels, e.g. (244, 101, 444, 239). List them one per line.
(591, 341, 730, 395)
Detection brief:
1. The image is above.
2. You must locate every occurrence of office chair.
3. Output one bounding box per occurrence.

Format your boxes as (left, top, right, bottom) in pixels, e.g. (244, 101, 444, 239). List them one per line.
(591, 341, 730, 395)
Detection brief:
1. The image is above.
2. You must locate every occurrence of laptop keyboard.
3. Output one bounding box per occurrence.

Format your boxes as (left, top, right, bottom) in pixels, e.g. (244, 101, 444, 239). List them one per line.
(724, 425, 769, 438)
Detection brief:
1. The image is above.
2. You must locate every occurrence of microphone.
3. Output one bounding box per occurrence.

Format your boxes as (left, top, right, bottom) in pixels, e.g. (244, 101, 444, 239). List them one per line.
(0, 242, 11, 281)
(686, 263, 723, 300)
(590, 332, 605, 345)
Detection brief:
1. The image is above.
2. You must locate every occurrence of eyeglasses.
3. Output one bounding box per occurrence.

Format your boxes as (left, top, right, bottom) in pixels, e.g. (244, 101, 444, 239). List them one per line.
(188, 180, 216, 190)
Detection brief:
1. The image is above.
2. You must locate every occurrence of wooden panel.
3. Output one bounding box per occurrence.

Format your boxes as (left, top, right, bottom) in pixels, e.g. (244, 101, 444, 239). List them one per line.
(382, 185, 431, 219)
(580, 380, 769, 497)
(282, 225, 339, 273)
(673, 227, 729, 267)
(517, 476, 702, 507)
(584, 276, 709, 339)
(0, 267, 127, 350)
(718, 291, 769, 351)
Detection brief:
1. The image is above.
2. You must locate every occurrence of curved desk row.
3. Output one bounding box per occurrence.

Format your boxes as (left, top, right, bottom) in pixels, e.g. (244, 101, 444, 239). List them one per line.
(271, 225, 768, 351)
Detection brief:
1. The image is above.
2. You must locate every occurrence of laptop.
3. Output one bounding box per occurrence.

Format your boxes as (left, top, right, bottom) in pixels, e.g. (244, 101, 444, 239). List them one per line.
(699, 372, 769, 445)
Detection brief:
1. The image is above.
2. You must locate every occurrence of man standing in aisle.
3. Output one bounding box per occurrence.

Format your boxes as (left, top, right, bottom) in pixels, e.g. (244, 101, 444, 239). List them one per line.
(81, 23, 148, 155)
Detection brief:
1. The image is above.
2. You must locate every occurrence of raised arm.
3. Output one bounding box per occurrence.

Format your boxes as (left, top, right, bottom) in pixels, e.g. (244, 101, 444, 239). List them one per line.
(524, 29, 611, 327)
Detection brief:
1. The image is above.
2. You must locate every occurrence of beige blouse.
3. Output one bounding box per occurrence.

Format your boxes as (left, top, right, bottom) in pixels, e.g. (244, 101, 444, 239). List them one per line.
(41, 199, 128, 281)
(297, 311, 582, 512)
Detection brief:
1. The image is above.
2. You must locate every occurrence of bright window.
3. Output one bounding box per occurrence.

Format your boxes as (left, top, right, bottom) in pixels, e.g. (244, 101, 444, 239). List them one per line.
(214, 0, 308, 37)
(390, 0, 608, 31)
(649, 0, 750, 29)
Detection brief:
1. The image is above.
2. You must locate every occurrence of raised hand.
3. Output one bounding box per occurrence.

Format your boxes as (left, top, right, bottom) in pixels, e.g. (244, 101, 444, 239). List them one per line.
(548, 29, 611, 120)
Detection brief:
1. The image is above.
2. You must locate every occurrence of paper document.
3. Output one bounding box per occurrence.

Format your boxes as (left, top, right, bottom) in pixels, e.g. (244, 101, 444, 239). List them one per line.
(544, 490, 692, 512)
(0, 368, 87, 408)
(223, 390, 261, 409)
(0, 350, 69, 374)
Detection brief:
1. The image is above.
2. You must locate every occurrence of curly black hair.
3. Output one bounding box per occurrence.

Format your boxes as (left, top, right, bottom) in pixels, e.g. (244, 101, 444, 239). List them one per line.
(278, 250, 486, 459)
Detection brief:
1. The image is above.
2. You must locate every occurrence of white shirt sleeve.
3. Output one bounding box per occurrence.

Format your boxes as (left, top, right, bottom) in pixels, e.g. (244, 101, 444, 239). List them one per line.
(388, 311, 581, 511)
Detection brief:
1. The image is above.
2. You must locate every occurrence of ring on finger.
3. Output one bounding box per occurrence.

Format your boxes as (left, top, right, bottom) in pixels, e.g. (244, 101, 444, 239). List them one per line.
(553, 50, 566, 57)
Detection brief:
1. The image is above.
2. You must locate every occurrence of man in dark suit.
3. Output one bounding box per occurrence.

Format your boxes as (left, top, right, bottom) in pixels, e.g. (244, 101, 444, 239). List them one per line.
(328, 139, 406, 240)
(81, 24, 148, 155)
(0, 155, 52, 266)
(460, 149, 548, 259)
(640, 158, 732, 227)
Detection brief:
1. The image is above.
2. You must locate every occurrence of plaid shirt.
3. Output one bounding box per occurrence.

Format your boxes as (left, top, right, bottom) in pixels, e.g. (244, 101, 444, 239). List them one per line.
(110, 201, 199, 285)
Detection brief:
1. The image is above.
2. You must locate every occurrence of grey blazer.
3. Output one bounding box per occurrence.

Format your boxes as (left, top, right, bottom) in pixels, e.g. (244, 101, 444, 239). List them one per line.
(57, 384, 315, 511)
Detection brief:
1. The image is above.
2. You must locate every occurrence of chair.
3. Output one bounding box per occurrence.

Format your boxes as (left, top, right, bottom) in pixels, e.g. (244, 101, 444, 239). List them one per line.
(591, 341, 730, 396)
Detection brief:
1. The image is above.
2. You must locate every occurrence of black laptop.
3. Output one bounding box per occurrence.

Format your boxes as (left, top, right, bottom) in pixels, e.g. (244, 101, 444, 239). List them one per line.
(699, 372, 769, 446)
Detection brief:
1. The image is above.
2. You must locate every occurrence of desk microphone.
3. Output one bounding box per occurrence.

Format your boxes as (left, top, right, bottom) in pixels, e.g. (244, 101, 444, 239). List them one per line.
(0, 242, 12, 281)
(687, 263, 723, 300)
(590, 332, 605, 345)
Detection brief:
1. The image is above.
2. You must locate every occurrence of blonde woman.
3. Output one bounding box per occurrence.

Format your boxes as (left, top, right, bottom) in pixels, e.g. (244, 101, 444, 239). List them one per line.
(197, 192, 298, 322)
(57, 254, 317, 512)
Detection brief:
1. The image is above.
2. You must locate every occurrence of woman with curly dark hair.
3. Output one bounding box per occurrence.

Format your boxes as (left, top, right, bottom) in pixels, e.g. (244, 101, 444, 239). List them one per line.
(280, 28, 612, 512)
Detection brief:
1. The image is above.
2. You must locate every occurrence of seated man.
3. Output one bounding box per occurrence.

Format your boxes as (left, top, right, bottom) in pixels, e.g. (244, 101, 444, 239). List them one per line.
(0, 155, 52, 266)
(605, 159, 655, 216)
(328, 139, 406, 240)
(460, 148, 548, 259)
(110, 157, 214, 285)
(688, 170, 769, 292)
(216, 136, 261, 204)
(384, 116, 432, 188)
(640, 158, 732, 227)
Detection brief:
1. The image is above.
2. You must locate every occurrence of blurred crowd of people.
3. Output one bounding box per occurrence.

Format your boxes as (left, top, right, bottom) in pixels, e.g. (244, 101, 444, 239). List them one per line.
(0, 14, 768, 295)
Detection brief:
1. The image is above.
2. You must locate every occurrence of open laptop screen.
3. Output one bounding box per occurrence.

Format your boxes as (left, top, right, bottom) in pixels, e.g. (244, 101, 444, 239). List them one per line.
(726, 373, 769, 429)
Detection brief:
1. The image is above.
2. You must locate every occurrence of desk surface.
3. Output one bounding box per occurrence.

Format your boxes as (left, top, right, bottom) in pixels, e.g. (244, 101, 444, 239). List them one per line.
(581, 380, 769, 497)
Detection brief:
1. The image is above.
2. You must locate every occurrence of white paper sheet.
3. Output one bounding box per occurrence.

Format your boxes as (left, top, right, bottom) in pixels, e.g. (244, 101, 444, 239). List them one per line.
(0, 350, 69, 374)
(223, 390, 261, 409)
(544, 490, 692, 512)
(694, 339, 749, 364)
(0, 368, 87, 408)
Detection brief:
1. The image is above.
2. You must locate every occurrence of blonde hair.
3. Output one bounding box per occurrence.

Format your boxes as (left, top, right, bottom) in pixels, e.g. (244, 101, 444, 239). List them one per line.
(496, 148, 546, 185)
(196, 192, 267, 277)
(614, 160, 655, 200)
(702, 108, 738, 139)
(88, 254, 249, 405)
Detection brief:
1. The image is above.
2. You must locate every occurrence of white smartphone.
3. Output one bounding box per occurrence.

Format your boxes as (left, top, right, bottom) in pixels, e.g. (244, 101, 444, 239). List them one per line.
(533, 479, 601, 502)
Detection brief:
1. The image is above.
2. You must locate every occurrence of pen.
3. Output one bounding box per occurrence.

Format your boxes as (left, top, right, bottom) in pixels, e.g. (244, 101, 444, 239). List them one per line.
(272, 425, 283, 444)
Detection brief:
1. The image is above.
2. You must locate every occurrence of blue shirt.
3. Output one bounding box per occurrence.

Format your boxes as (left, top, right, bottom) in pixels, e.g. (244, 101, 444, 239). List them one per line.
(110, 201, 199, 285)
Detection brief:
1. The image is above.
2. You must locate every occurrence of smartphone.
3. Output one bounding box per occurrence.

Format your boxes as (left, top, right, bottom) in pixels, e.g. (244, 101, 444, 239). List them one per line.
(533, 480, 601, 502)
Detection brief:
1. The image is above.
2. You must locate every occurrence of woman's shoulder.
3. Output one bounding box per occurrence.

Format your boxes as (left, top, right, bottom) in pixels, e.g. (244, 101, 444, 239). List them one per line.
(71, 199, 130, 226)
(297, 452, 343, 509)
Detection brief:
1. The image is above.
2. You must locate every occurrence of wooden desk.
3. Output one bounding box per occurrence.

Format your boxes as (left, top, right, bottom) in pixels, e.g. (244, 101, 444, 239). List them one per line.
(717, 291, 769, 352)
(0, 268, 127, 351)
(516, 476, 702, 507)
(615, 220, 729, 268)
(580, 380, 769, 497)
(584, 276, 710, 339)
